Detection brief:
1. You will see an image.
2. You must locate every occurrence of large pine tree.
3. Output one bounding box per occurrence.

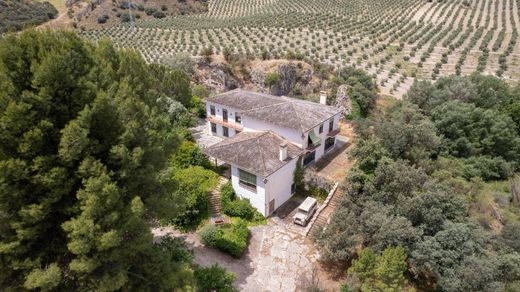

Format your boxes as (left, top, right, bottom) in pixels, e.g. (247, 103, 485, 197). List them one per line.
(0, 30, 190, 291)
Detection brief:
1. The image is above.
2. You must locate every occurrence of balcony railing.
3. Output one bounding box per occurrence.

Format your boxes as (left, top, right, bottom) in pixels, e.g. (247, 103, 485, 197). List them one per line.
(207, 116, 243, 131)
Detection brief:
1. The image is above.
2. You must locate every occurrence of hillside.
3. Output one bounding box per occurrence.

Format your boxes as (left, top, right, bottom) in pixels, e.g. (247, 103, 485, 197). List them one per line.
(0, 0, 58, 33)
(79, 0, 520, 99)
(65, 0, 208, 30)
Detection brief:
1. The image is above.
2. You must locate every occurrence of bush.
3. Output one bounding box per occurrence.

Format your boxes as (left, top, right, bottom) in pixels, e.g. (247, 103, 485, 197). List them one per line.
(220, 182, 263, 221)
(120, 13, 131, 22)
(153, 11, 166, 19)
(145, 7, 157, 15)
(170, 141, 212, 169)
(194, 264, 237, 292)
(199, 220, 249, 258)
(97, 15, 108, 24)
(461, 156, 512, 180)
(200, 224, 218, 246)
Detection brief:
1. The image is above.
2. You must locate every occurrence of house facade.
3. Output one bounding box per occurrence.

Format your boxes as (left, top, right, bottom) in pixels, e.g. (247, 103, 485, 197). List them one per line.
(204, 89, 343, 216)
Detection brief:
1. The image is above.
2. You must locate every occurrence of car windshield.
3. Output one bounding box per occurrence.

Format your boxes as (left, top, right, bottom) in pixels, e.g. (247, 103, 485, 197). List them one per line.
(298, 209, 308, 215)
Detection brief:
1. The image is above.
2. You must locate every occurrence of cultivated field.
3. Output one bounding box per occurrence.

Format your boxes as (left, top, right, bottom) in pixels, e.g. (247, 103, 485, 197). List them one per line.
(81, 0, 520, 98)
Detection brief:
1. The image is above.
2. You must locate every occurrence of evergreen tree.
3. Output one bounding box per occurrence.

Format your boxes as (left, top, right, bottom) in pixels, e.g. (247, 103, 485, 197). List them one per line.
(0, 30, 190, 290)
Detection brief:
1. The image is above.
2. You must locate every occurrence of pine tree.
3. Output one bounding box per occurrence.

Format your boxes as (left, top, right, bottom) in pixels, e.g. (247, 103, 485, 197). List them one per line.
(0, 30, 190, 291)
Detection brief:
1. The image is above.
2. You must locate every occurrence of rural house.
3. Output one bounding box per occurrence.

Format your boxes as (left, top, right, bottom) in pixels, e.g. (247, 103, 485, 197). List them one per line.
(204, 89, 343, 216)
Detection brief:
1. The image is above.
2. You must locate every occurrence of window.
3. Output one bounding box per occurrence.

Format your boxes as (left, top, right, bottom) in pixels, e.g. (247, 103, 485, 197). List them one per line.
(325, 136, 335, 152)
(211, 123, 217, 134)
(319, 124, 323, 134)
(239, 169, 256, 189)
(303, 151, 316, 166)
(210, 105, 216, 116)
(222, 109, 228, 122)
(329, 119, 334, 132)
(235, 112, 241, 123)
(223, 126, 229, 137)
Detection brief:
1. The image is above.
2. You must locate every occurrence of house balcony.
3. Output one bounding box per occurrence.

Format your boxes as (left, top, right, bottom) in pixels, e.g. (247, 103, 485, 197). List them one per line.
(207, 116, 243, 131)
(306, 141, 321, 152)
(327, 129, 340, 137)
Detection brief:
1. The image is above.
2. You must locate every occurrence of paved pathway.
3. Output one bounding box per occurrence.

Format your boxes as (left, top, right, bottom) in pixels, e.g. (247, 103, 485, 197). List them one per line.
(152, 217, 341, 291)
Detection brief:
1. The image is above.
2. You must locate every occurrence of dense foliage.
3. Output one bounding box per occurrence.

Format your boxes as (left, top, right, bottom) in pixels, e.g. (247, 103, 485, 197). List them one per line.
(0, 0, 57, 33)
(200, 220, 249, 258)
(314, 75, 520, 291)
(0, 30, 195, 291)
(172, 166, 219, 229)
(348, 247, 411, 292)
(332, 67, 378, 119)
(194, 264, 237, 292)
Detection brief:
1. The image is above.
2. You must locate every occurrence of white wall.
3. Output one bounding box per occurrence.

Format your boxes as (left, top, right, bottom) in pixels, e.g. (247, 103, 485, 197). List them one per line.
(230, 165, 267, 216)
(264, 158, 298, 214)
(230, 159, 298, 217)
(302, 113, 341, 162)
(206, 102, 242, 138)
(241, 116, 305, 147)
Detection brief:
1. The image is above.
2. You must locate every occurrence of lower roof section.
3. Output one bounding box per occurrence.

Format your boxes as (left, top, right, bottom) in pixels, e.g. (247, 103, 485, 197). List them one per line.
(204, 131, 302, 177)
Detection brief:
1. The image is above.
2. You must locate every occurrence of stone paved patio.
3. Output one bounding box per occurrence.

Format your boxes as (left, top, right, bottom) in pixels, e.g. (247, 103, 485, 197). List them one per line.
(152, 210, 341, 291)
(191, 118, 223, 149)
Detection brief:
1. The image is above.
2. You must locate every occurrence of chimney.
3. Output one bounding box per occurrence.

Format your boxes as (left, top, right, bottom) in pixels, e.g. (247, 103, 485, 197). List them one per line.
(279, 142, 288, 161)
(319, 91, 327, 105)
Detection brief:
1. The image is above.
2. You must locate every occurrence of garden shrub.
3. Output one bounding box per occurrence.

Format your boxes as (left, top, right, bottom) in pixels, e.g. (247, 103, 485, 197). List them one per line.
(199, 220, 249, 258)
(170, 141, 212, 170)
(194, 264, 237, 292)
(200, 224, 218, 246)
(172, 166, 218, 230)
(220, 182, 263, 221)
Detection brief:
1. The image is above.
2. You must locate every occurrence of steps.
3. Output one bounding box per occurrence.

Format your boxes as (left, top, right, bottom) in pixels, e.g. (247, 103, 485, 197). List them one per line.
(209, 191, 222, 215)
(308, 184, 342, 236)
(208, 177, 229, 216)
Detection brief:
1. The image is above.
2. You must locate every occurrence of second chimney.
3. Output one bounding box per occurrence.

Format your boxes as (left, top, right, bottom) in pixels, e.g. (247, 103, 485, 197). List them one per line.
(319, 91, 327, 105)
(279, 142, 288, 161)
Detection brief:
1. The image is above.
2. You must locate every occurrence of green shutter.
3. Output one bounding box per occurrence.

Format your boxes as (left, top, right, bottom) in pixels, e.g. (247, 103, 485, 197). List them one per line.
(239, 169, 256, 186)
(308, 130, 321, 146)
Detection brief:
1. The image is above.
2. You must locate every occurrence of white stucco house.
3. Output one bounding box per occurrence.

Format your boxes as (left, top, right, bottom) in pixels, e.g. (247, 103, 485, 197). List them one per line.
(204, 89, 343, 216)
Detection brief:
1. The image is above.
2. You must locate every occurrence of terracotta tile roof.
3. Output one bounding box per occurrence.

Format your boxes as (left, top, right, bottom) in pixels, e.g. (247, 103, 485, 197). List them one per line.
(207, 89, 343, 133)
(204, 131, 302, 177)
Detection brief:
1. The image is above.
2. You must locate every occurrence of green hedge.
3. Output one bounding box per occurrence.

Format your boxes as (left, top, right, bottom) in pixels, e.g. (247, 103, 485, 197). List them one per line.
(220, 182, 264, 222)
(199, 220, 249, 258)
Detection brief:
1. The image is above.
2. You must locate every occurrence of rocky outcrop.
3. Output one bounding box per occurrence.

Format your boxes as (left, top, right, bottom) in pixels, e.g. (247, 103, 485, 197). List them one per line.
(270, 63, 313, 96)
(193, 59, 320, 96)
(334, 84, 352, 115)
(193, 62, 243, 93)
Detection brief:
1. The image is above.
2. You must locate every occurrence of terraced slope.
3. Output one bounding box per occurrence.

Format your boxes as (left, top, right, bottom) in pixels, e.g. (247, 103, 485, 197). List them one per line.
(81, 0, 520, 98)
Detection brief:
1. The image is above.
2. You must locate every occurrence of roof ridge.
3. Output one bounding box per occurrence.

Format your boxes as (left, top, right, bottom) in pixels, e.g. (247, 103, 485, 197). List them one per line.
(241, 99, 289, 113)
(289, 102, 306, 133)
(206, 132, 263, 150)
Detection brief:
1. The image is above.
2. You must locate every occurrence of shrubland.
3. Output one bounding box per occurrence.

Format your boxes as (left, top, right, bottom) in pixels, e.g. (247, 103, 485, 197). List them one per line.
(314, 74, 520, 291)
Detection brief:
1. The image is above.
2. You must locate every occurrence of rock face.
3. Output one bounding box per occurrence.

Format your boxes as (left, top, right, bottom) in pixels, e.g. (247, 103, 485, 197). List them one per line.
(193, 59, 319, 96)
(193, 62, 243, 93)
(270, 63, 313, 96)
(334, 84, 352, 115)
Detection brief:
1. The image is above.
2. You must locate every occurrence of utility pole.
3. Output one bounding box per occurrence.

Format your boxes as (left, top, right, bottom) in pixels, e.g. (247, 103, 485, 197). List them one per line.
(128, 0, 135, 32)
